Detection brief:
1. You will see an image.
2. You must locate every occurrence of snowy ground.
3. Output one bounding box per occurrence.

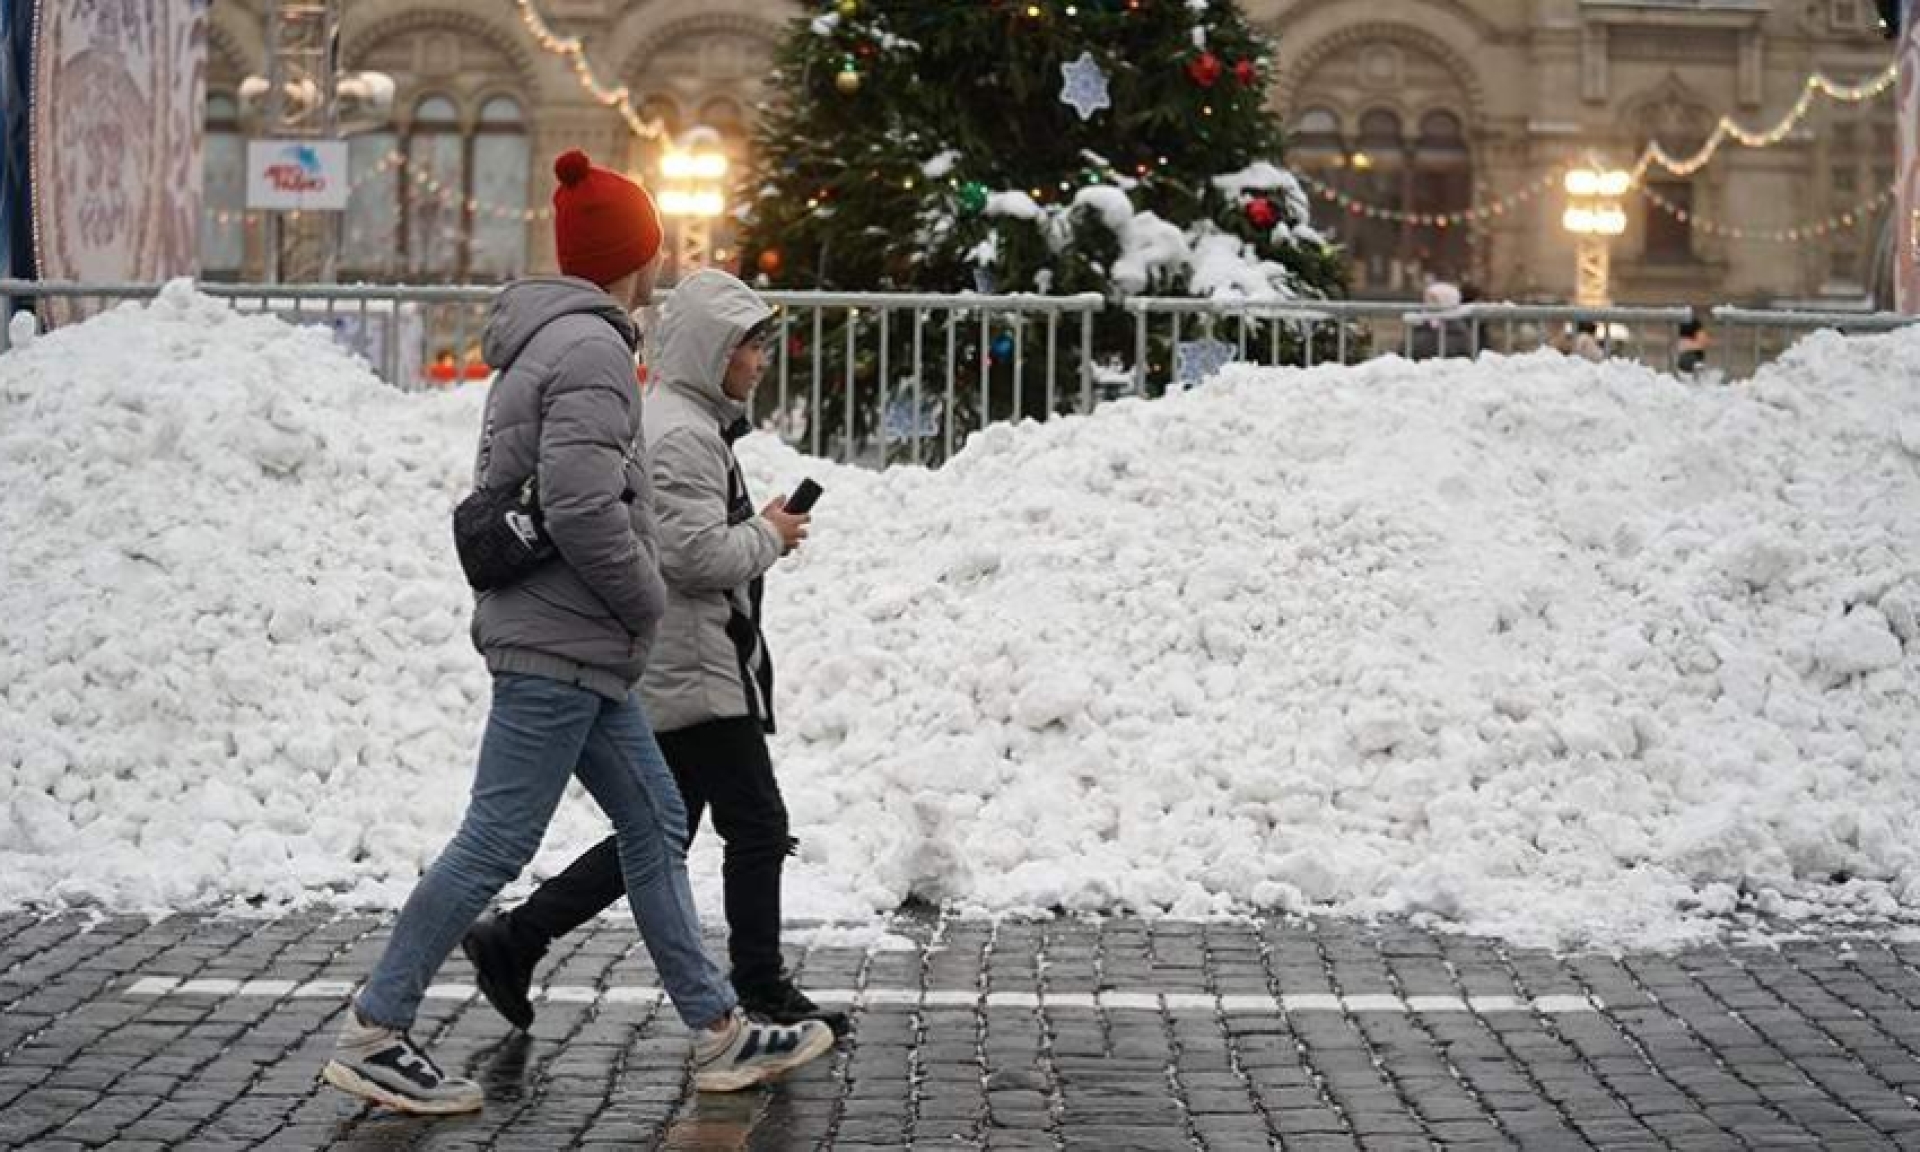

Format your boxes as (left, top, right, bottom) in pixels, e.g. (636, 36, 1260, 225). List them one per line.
(2, 283, 1917, 950)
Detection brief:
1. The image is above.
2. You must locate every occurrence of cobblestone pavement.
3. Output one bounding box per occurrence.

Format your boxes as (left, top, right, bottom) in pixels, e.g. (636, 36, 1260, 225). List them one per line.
(4, 913, 1920, 1150)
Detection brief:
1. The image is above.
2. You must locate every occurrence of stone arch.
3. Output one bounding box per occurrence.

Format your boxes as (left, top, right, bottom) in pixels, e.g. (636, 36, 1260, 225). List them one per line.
(615, 9, 786, 141)
(339, 6, 544, 108)
(616, 10, 787, 85)
(1274, 21, 1488, 132)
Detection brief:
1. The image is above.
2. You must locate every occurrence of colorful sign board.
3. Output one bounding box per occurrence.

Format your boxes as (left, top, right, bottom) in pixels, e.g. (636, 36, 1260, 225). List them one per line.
(246, 140, 351, 212)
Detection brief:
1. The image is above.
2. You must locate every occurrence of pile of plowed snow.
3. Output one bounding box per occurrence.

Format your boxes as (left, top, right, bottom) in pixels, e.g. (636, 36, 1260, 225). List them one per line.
(3, 281, 1917, 949)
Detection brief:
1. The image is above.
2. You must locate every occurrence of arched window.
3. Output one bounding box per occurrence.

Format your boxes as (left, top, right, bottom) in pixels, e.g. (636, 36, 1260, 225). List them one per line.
(201, 93, 246, 278)
(340, 92, 531, 283)
(698, 96, 745, 133)
(344, 126, 400, 277)
(470, 95, 530, 279)
(1416, 112, 1467, 160)
(406, 95, 464, 278)
(1356, 109, 1406, 160)
(1291, 108, 1344, 161)
(640, 95, 683, 142)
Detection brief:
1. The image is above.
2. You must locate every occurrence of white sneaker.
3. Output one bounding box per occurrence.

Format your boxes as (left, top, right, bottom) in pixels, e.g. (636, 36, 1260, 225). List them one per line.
(322, 1006, 483, 1114)
(691, 1009, 835, 1092)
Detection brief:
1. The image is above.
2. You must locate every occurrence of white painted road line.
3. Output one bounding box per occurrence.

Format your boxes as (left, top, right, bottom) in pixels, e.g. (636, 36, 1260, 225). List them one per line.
(123, 977, 1602, 1015)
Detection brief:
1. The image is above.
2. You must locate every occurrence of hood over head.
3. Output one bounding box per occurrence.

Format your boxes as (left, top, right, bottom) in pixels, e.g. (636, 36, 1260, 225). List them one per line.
(649, 269, 773, 420)
(481, 275, 639, 373)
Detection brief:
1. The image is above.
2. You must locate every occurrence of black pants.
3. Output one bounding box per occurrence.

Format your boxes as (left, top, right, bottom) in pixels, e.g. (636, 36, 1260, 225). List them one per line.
(508, 715, 792, 993)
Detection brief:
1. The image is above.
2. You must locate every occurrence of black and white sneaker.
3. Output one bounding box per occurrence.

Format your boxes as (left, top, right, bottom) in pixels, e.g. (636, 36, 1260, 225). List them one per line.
(691, 1009, 835, 1092)
(322, 1006, 483, 1114)
(738, 977, 853, 1038)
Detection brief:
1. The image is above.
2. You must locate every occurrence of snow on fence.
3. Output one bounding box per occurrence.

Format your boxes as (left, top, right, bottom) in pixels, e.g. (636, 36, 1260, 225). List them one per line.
(2, 280, 1911, 466)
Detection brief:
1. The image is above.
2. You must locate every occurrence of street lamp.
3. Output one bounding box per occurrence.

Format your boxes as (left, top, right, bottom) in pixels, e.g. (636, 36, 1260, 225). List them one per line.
(1562, 166, 1630, 306)
(657, 127, 729, 282)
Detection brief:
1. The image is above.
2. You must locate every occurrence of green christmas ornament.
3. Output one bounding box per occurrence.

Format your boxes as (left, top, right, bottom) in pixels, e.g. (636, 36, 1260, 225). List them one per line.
(957, 181, 990, 214)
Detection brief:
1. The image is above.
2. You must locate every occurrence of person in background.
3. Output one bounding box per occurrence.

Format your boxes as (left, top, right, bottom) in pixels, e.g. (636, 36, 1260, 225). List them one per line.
(463, 268, 848, 1038)
(319, 150, 832, 1116)
(1571, 320, 1606, 363)
(1409, 280, 1471, 360)
(427, 347, 458, 386)
(1676, 317, 1711, 376)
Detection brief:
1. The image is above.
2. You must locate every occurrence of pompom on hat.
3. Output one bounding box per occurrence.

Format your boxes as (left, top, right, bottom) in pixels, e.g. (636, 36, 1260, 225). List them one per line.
(550, 149, 663, 289)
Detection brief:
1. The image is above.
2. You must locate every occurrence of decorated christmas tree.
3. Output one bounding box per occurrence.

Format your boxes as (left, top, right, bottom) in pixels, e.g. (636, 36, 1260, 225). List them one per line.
(735, 0, 1347, 458)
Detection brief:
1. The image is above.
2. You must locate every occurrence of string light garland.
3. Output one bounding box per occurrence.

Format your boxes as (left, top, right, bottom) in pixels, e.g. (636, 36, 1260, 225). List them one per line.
(1633, 63, 1898, 180)
(1638, 179, 1899, 243)
(514, 0, 666, 142)
(208, 151, 551, 231)
(1295, 168, 1563, 228)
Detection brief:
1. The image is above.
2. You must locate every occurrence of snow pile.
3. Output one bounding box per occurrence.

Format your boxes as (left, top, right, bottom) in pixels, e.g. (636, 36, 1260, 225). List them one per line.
(0, 284, 494, 910)
(4, 286, 1920, 950)
(739, 327, 1920, 949)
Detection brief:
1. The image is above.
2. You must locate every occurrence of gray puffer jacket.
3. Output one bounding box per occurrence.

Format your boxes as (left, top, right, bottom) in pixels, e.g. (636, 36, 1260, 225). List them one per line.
(470, 276, 667, 700)
(639, 270, 783, 734)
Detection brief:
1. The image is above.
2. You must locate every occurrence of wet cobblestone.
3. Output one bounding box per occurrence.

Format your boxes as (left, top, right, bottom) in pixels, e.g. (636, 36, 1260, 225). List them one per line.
(2, 912, 1919, 1149)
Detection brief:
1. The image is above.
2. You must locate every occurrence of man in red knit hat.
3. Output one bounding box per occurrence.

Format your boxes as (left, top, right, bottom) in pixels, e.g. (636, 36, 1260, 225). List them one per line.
(322, 150, 833, 1115)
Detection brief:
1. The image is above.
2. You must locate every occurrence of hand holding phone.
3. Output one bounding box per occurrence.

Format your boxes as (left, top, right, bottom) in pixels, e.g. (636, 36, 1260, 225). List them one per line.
(761, 478, 820, 555)
(785, 478, 824, 515)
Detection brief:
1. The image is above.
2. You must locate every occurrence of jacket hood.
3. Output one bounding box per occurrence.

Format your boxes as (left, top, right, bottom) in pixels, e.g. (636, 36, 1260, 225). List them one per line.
(482, 275, 639, 372)
(649, 269, 773, 422)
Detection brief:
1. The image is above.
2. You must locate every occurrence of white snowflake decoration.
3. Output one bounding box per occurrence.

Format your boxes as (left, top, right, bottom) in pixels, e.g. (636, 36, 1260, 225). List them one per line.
(1173, 338, 1237, 389)
(1059, 51, 1111, 122)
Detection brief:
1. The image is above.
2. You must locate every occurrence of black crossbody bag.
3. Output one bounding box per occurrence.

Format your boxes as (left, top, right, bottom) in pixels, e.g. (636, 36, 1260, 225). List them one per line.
(452, 476, 554, 592)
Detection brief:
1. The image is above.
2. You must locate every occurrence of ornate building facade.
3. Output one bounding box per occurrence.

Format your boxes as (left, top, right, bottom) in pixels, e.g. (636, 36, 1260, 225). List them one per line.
(206, 0, 1902, 304)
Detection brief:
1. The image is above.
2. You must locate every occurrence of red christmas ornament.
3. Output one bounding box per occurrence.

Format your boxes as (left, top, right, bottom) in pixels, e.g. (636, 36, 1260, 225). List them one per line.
(1186, 51, 1222, 88)
(1244, 196, 1279, 230)
(1233, 59, 1257, 86)
(757, 248, 784, 276)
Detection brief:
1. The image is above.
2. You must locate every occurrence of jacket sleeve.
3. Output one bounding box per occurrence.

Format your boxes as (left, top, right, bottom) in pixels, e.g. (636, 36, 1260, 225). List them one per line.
(651, 426, 782, 594)
(537, 340, 666, 637)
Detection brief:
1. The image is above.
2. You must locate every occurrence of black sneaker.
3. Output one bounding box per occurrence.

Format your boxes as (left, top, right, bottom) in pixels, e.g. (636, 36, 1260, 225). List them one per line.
(323, 1007, 482, 1114)
(462, 913, 537, 1031)
(737, 978, 853, 1038)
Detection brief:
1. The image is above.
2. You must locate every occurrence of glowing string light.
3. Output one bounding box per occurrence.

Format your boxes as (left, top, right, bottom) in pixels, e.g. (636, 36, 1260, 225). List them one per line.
(1638, 179, 1899, 244)
(1294, 169, 1563, 228)
(514, 0, 666, 142)
(1633, 63, 1897, 181)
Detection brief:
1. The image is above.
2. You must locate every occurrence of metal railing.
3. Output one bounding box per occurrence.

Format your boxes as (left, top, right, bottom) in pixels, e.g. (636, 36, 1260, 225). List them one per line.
(0, 280, 1103, 467)
(752, 290, 1102, 466)
(1709, 305, 1918, 378)
(1123, 297, 1716, 391)
(3, 279, 1913, 466)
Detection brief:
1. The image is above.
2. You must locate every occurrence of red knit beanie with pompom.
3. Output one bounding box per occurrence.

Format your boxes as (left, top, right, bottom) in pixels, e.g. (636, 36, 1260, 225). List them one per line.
(550, 149, 663, 289)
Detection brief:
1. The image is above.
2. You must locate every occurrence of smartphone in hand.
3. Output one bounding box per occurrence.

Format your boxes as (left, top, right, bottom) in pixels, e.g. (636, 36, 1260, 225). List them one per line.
(786, 478, 824, 515)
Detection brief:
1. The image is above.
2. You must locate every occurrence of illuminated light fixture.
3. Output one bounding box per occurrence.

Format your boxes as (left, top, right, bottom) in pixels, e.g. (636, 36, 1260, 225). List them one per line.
(661, 150, 729, 181)
(660, 189, 726, 219)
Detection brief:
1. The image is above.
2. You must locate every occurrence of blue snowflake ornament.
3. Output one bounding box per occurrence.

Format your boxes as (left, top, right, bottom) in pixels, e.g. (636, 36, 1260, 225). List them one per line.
(1059, 52, 1112, 122)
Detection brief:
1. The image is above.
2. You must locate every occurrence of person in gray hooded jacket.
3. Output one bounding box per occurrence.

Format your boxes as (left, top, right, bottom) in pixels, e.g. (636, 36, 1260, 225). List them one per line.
(461, 269, 845, 1036)
(321, 153, 832, 1117)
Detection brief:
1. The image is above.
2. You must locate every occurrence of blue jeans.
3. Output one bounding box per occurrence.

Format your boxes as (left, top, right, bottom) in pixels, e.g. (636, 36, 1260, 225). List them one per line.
(356, 673, 735, 1032)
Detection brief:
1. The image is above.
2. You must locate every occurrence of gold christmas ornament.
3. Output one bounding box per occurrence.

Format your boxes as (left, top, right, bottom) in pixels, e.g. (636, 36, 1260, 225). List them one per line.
(836, 65, 863, 94)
